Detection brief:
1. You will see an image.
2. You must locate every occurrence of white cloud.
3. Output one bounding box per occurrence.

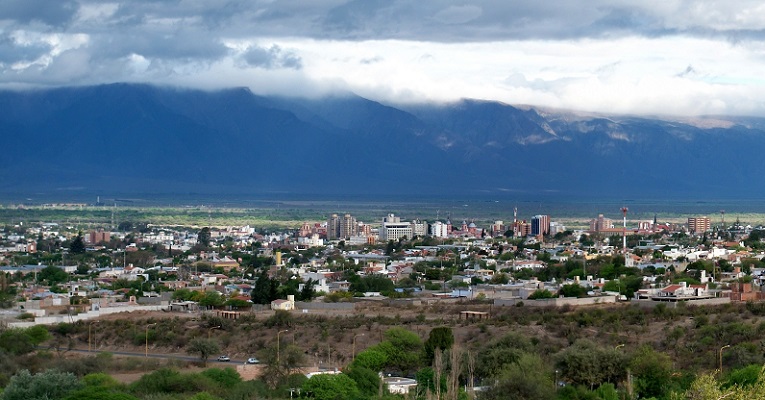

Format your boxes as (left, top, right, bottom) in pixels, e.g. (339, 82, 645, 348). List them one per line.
(1, 1, 765, 116)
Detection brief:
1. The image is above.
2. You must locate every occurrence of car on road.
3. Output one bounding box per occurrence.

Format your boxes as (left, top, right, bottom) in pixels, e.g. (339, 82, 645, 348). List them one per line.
(217, 355, 231, 362)
(246, 357, 259, 364)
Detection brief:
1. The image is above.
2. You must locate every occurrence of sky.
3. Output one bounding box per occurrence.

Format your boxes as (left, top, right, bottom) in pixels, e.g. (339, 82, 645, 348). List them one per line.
(1, 0, 765, 116)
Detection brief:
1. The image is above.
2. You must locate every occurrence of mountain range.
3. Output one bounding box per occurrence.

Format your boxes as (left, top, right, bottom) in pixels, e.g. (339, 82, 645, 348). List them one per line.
(1, 83, 763, 202)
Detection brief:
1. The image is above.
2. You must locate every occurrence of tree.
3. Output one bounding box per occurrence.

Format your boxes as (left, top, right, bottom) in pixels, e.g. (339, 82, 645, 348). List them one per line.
(344, 366, 383, 398)
(679, 370, 765, 400)
(1, 369, 82, 400)
(298, 278, 315, 301)
(260, 344, 306, 388)
(201, 367, 242, 387)
(424, 327, 454, 365)
(301, 373, 360, 400)
(630, 345, 674, 398)
(373, 328, 424, 375)
(385, 240, 395, 255)
(0, 326, 50, 355)
(198, 291, 224, 308)
(726, 365, 762, 388)
(198, 227, 212, 247)
(349, 275, 395, 294)
(187, 338, 220, 366)
(69, 233, 86, 254)
(528, 289, 555, 300)
(559, 284, 588, 298)
(482, 354, 554, 400)
(475, 332, 533, 379)
(172, 288, 195, 301)
(555, 339, 626, 389)
(351, 349, 388, 371)
(251, 269, 278, 305)
(38, 266, 69, 285)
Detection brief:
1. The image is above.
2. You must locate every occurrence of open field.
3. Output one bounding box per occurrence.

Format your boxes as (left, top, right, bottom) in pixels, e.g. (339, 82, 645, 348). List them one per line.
(3, 201, 765, 229)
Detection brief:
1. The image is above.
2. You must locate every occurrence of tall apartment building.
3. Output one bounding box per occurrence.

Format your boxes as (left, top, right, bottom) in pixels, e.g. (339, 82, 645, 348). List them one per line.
(340, 214, 358, 239)
(430, 221, 449, 238)
(379, 214, 413, 241)
(688, 217, 711, 234)
(327, 214, 341, 240)
(411, 219, 428, 238)
(549, 221, 566, 236)
(589, 214, 613, 232)
(531, 215, 550, 236)
(512, 220, 531, 237)
(491, 221, 505, 237)
(327, 214, 358, 240)
(88, 230, 111, 244)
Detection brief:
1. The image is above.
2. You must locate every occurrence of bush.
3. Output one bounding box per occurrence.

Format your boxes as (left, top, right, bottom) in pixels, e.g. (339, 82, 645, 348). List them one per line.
(200, 367, 241, 387)
(1, 369, 82, 400)
(129, 368, 218, 396)
(265, 310, 293, 328)
(528, 289, 555, 300)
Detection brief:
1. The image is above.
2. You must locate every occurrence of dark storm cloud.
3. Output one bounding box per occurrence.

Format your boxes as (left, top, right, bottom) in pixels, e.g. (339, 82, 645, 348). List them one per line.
(88, 28, 229, 62)
(0, 0, 763, 118)
(0, 0, 79, 27)
(303, 1, 765, 42)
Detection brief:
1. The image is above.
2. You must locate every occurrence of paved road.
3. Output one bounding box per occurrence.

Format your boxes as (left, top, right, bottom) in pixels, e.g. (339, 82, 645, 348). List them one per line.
(43, 346, 247, 364)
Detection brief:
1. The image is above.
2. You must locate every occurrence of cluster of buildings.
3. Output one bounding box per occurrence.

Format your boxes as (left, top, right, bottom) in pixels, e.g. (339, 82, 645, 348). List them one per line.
(2, 208, 765, 326)
(306, 212, 561, 246)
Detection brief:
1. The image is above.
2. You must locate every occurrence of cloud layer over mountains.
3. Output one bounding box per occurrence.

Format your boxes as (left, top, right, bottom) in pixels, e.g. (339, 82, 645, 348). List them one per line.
(1, 1, 764, 116)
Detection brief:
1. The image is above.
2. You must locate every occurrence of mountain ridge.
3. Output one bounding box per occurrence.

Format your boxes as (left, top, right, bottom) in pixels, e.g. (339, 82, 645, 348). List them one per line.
(1, 83, 764, 200)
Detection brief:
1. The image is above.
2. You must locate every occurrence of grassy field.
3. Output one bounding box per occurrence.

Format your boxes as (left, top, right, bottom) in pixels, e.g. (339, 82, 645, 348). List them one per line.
(1, 199, 764, 229)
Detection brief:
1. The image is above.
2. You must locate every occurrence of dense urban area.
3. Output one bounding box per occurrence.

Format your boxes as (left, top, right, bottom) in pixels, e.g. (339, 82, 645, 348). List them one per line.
(2, 203, 765, 400)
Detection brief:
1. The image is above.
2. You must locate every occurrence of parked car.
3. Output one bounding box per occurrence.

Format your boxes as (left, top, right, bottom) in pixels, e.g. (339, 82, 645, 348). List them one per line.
(217, 355, 231, 362)
(246, 357, 259, 364)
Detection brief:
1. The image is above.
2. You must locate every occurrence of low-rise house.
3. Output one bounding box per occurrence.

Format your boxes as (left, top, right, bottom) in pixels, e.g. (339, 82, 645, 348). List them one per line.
(658, 282, 709, 297)
(512, 260, 546, 270)
(635, 282, 713, 301)
(384, 377, 417, 394)
(271, 295, 295, 311)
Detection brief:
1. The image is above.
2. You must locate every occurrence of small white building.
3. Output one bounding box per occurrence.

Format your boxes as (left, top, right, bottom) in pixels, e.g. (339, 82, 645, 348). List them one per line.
(384, 377, 418, 394)
(271, 295, 295, 311)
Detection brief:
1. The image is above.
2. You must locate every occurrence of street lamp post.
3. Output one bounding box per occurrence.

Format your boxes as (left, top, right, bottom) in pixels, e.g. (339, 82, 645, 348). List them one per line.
(277, 329, 289, 365)
(554, 369, 559, 391)
(145, 323, 157, 358)
(208, 325, 221, 339)
(719, 345, 731, 373)
(88, 320, 99, 352)
(352, 333, 365, 360)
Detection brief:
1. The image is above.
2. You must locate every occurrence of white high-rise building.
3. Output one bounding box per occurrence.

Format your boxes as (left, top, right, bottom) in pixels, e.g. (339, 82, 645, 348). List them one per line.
(430, 221, 449, 238)
(379, 214, 413, 241)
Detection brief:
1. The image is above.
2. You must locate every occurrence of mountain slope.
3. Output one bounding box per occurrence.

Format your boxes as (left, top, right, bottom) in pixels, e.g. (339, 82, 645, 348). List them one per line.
(1, 83, 765, 200)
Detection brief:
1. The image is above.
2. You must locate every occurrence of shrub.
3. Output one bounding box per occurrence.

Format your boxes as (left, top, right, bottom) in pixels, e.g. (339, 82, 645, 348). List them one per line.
(1, 369, 82, 400)
(129, 368, 217, 396)
(528, 289, 555, 300)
